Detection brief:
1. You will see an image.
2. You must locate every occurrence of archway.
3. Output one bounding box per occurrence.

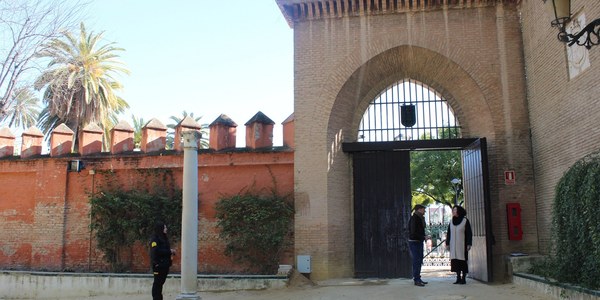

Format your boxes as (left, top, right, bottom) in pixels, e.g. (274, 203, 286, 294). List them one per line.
(330, 46, 494, 281)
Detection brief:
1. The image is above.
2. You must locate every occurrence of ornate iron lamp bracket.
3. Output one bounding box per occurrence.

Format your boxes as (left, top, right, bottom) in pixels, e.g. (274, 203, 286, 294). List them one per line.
(561, 18, 600, 49)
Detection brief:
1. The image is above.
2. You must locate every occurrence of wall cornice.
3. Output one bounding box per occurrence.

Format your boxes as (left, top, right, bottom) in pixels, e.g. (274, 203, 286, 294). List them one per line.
(276, 0, 520, 27)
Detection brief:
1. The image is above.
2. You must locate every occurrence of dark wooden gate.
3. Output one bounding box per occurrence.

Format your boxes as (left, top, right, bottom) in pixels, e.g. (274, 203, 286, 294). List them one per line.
(344, 138, 492, 280)
(353, 151, 412, 278)
(462, 138, 493, 282)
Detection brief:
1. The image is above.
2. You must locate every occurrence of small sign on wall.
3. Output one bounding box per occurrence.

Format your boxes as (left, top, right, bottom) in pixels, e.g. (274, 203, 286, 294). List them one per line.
(566, 12, 591, 79)
(504, 170, 516, 185)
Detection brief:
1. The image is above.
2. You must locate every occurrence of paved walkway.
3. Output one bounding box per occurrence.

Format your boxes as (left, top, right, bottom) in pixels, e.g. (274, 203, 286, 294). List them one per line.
(81, 270, 551, 300)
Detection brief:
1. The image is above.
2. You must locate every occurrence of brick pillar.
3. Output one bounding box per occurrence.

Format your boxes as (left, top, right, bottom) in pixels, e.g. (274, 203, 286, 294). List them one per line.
(174, 116, 202, 151)
(79, 123, 104, 155)
(49, 123, 74, 157)
(245, 111, 275, 149)
(20, 126, 44, 158)
(141, 118, 167, 153)
(0, 127, 15, 158)
(110, 120, 134, 154)
(209, 114, 237, 151)
(282, 113, 294, 148)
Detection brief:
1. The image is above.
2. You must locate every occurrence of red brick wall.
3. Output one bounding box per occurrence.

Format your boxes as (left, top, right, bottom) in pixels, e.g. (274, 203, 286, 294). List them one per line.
(0, 150, 294, 273)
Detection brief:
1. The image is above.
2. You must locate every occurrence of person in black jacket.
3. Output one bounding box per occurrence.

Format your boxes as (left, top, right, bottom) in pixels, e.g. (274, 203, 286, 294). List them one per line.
(408, 204, 428, 286)
(150, 221, 175, 300)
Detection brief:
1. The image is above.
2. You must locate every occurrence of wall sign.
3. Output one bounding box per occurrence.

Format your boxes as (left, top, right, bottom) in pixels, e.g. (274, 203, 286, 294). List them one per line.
(504, 170, 516, 185)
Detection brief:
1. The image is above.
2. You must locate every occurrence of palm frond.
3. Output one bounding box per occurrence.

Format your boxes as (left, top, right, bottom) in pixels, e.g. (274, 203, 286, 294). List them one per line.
(34, 21, 130, 150)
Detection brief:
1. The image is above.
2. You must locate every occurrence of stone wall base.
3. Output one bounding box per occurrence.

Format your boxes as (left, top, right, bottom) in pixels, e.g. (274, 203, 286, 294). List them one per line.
(0, 271, 288, 299)
(513, 273, 600, 300)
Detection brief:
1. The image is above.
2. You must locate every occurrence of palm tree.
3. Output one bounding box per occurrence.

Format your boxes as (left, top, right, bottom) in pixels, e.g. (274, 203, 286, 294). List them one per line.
(131, 114, 145, 149)
(34, 22, 129, 150)
(2, 86, 40, 129)
(166, 111, 209, 149)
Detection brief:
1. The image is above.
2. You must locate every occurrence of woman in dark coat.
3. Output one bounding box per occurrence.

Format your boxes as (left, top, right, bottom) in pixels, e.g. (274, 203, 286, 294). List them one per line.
(150, 221, 175, 300)
(446, 205, 473, 284)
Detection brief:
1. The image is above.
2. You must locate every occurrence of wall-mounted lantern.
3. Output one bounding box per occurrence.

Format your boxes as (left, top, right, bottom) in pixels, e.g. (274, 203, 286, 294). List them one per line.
(544, 0, 600, 49)
(451, 178, 462, 206)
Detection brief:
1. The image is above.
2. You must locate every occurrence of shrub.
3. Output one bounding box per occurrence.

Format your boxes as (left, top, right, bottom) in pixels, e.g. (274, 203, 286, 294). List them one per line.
(89, 170, 182, 272)
(215, 191, 293, 274)
(531, 152, 600, 290)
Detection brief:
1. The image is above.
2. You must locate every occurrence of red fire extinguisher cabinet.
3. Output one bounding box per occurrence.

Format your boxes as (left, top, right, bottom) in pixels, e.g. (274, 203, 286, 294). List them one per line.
(506, 203, 523, 240)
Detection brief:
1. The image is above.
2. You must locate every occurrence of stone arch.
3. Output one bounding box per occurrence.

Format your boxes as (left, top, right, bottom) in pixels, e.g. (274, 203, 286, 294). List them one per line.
(323, 45, 495, 278)
(327, 45, 495, 144)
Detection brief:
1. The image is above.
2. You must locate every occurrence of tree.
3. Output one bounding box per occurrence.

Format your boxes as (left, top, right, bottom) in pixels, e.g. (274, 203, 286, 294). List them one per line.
(410, 128, 462, 208)
(2, 86, 39, 129)
(166, 111, 209, 149)
(34, 22, 129, 150)
(131, 114, 145, 149)
(411, 150, 462, 208)
(0, 0, 84, 122)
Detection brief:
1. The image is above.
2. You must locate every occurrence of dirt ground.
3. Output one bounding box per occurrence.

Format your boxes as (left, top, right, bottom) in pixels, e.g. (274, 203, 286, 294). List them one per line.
(79, 269, 551, 300)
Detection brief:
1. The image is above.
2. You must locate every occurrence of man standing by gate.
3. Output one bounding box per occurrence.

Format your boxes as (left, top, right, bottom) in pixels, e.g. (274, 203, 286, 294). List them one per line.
(408, 204, 428, 286)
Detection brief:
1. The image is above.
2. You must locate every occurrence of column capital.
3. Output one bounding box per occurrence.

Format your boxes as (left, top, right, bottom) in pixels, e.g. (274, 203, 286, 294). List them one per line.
(182, 130, 202, 149)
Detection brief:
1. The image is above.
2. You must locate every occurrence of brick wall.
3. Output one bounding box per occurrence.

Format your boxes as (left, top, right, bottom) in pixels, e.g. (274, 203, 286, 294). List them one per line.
(284, 1, 536, 281)
(0, 150, 294, 273)
(520, 0, 600, 252)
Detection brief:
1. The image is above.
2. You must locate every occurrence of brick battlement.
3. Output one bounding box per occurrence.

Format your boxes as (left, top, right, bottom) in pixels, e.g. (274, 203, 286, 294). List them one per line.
(0, 112, 294, 159)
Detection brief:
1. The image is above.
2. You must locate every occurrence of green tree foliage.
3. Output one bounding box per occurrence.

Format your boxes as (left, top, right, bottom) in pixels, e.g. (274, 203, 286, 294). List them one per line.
(532, 152, 600, 290)
(89, 169, 182, 272)
(131, 114, 145, 149)
(411, 150, 462, 208)
(215, 191, 294, 274)
(167, 111, 209, 149)
(410, 128, 462, 208)
(3, 87, 40, 129)
(34, 22, 129, 149)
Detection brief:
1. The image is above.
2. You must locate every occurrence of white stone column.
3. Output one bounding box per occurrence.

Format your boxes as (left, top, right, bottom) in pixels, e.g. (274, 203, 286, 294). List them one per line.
(177, 131, 201, 300)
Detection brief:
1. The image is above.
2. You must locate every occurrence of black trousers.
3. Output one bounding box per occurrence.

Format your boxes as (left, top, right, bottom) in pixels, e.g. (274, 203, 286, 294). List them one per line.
(152, 267, 169, 300)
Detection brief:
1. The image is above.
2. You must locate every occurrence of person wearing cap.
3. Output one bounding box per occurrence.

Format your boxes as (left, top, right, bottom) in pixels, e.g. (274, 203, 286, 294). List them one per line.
(408, 204, 428, 286)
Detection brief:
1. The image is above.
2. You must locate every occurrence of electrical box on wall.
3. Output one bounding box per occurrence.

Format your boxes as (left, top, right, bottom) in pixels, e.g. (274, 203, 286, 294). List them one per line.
(68, 160, 84, 172)
(506, 203, 523, 240)
(297, 255, 311, 273)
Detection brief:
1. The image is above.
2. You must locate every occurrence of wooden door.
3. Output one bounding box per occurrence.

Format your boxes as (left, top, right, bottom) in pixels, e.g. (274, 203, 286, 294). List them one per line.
(353, 151, 412, 278)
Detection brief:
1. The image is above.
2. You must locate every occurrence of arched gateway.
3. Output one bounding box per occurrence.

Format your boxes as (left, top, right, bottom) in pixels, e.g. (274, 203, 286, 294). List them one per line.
(276, 0, 537, 282)
(347, 79, 494, 280)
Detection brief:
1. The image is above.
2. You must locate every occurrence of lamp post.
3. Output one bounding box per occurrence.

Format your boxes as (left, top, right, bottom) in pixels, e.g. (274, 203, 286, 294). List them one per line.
(451, 178, 462, 206)
(544, 0, 600, 49)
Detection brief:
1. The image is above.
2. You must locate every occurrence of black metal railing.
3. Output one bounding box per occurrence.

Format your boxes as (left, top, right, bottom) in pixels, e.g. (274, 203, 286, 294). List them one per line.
(358, 79, 461, 142)
(423, 222, 450, 267)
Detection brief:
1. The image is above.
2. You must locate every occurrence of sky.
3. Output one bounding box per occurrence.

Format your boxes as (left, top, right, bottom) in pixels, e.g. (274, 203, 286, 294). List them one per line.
(83, 0, 294, 146)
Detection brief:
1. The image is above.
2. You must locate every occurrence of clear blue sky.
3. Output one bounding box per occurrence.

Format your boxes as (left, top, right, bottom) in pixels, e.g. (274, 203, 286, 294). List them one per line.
(84, 1, 294, 146)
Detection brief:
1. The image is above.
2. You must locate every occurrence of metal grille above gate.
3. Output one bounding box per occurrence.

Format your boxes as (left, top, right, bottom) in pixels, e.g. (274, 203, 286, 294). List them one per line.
(358, 79, 461, 142)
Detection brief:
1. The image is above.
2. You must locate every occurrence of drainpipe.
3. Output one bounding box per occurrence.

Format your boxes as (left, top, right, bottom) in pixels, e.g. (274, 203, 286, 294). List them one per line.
(177, 131, 201, 300)
(61, 164, 70, 271)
